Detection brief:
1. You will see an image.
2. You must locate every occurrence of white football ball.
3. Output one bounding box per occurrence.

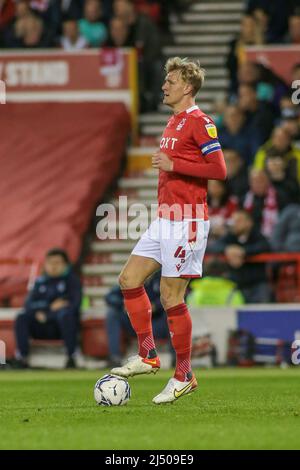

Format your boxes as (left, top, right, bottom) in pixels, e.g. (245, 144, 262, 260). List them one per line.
(94, 374, 131, 406)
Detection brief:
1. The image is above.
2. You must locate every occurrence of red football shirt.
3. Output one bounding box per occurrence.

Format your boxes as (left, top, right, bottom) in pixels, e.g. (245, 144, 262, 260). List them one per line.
(157, 105, 226, 220)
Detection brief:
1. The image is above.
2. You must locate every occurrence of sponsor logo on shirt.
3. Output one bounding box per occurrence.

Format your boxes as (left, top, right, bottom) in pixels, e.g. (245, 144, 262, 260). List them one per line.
(160, 137, 178, 150)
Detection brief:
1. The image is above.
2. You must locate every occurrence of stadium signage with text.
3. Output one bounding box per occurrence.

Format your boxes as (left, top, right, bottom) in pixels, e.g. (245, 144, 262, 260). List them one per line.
(0, 61, 69, 86)
(0, 49, 137, 110)
(0, 49, 138, 138)
(0, 50, 132, 91)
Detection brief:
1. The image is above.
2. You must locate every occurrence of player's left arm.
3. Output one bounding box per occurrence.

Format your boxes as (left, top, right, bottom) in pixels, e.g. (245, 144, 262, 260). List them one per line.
(174, 117, 227, 180)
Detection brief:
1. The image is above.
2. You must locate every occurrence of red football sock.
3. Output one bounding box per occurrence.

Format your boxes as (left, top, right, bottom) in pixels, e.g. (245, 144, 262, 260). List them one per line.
(166, 303, 192, 382)
(122, 286, 157, 359)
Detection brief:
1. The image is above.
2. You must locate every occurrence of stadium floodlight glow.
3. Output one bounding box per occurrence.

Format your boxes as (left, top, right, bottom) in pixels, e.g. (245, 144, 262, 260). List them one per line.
(0, 80, 6, 104)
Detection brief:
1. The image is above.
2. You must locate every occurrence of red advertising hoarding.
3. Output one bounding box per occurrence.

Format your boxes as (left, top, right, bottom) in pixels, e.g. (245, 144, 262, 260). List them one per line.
(245, 45, 300, 84)
(0, 48, 138, 136)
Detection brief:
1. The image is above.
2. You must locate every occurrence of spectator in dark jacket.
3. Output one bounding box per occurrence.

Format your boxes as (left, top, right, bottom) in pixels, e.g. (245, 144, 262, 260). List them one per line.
(265, 148, 300, 203)
(226, 15, 264, 94)
(105, 15, 131, 47)
(22, 15, 55, 48)
(238, 83, 275, 144)
(0, 0, 15, 30)
(5, 8, 54, 48)
(279, 95, 300, 146)
(210, 209, 271, 303)
(246, 0, 292, 42)
(105, 270, 173, 367)
(242, 168, 298, 239)
(235, 62, 288, 111)
(271, 204, 300, 251)
(224, 148, 249, 201)
(113, 0, 162, 111)
(44, 0, 84, 36)
(3, 0, 33, 47)
(218, 105, 261, 165)
(60, 19, 88, 49)
(14, 248, 82, 369)
(286, 14, 300, 44)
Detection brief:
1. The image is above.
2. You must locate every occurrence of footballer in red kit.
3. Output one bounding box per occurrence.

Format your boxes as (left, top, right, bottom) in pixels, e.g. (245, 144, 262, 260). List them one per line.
(111, 57, 227, 404)
(157, 105, 225, 220)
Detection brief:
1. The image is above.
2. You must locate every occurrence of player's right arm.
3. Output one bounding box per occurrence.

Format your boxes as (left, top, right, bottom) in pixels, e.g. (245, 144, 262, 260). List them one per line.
(153, 147, 227, 179)
(173, 148, 227, 180)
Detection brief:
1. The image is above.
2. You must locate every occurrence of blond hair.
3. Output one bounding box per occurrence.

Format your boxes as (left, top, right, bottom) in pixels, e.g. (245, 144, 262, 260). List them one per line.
(165, 57, 205, 96)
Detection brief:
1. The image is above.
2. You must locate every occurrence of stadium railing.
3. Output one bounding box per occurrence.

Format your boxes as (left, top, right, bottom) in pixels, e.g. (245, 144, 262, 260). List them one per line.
(206, 252, 300, 303)
(247, 253, 300, 303)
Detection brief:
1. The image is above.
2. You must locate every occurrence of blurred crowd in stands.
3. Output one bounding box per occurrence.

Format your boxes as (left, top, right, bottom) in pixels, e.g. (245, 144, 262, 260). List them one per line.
(0, 0, 192, 111)
(198, 0, 300, 305)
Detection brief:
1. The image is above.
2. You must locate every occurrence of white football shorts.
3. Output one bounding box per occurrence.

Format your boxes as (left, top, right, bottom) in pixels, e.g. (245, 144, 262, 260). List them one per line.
(131, 217, 210, 278)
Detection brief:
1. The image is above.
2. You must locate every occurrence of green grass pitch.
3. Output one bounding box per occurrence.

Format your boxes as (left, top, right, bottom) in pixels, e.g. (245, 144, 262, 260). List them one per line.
(0, 368, 299, 450)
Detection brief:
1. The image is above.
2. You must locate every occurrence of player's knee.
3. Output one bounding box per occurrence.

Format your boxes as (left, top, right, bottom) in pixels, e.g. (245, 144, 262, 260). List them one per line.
(118, 271, 137, 290)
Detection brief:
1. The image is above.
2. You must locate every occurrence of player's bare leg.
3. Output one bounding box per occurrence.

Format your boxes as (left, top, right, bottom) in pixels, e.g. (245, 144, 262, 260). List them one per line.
(118, 254, 160, 289)
(111, 255, 162, 377)
(152, 276, 198, 404)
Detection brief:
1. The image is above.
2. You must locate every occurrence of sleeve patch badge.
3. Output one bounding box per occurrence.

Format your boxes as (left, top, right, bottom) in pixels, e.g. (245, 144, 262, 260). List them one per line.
(205, 123, 218, 139)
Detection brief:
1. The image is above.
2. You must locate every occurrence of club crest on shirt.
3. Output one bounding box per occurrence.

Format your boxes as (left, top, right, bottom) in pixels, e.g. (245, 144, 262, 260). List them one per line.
(176, 118, 186, 131)
(205, 123, 218, 139)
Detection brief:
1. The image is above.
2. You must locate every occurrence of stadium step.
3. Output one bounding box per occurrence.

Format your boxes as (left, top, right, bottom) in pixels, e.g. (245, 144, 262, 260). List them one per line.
(118, 177, 158, 189)
(126, 146, 156, 171)
(171, 23, 240, 34)
(190, 2, 243, 12)
(163, 45, 228, 56)
(84, 286, 110, 297)
(111, 197, 157, 209)
(182, 12, 242, 23)
(91, 241, 136, 253)
(82, 264, 124, 275)
(174, 34, 234, 45)
(140, 0, 239, 139)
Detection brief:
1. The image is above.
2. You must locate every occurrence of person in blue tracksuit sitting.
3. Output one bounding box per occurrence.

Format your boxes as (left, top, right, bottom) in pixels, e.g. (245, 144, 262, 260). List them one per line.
(14, 248, 82, 369)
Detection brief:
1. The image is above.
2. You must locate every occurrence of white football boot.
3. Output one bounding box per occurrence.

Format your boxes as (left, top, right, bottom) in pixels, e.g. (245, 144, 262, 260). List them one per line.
(152, 374, 198, 404)
(111, 355, 160, 378)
